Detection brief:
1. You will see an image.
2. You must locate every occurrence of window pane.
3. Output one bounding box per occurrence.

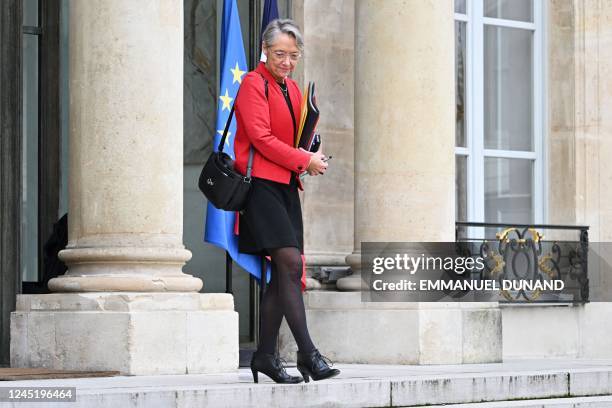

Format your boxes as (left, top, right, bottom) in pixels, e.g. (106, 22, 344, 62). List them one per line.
(22, 34, 39, 282)
(455, 0, 466, 14)
(484, 26, 533, 151)
(456, 155, 468, 222)
(23, 0, 38, 27)
(455, 21, 467, 147)
(484, 0, 533, 22)
(484, 158, 533, 224)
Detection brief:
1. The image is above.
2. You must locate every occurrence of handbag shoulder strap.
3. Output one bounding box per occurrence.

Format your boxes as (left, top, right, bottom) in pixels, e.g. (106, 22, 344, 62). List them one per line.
(217, 73, 268, 179)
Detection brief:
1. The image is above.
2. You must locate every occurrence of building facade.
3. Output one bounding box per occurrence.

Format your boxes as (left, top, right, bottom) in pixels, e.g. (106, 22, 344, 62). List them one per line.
(1, 0, 612, 373)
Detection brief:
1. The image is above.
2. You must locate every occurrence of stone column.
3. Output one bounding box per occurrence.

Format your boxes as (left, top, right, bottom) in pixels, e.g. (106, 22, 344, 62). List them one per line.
(48, 0, 201, 292)
(11, 0, 238, 375)
(292, 0, 355, 290)
(337, 0, 456, 291)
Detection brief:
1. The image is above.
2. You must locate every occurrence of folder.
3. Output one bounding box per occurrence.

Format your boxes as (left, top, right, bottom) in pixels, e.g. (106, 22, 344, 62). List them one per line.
(295, 82, 320, 151)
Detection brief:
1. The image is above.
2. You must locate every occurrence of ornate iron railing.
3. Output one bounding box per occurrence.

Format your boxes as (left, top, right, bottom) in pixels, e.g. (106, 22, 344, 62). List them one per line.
(455, 222, 589, 303)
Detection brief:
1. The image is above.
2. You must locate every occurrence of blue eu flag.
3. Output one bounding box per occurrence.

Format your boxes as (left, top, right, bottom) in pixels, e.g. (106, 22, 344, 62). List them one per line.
(204, 0, 269, 282)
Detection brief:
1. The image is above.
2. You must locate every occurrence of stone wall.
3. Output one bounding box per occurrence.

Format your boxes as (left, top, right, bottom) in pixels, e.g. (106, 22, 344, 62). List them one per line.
(547, 0, 576, 230)
(546, 0, 612, 294)
(503, 0, 612, 360)
(548, 0, 612, 240)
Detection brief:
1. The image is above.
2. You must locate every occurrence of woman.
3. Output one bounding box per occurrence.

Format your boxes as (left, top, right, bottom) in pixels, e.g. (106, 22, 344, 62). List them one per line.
(233, 18, 340, 384)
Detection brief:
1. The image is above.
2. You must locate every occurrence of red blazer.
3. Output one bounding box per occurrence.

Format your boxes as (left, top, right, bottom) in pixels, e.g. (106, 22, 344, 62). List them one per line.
(234, 63, 311, 187)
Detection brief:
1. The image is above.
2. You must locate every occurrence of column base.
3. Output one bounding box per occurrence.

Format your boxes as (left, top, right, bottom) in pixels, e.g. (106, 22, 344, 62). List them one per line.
(278, 291, 502, 364)
(335, 275, 362, 291)
(304, 251, 351, 291)
(305, 277, 322, 290)
(305, 252, 350, 268)
(11, 293, 238, 375)
(336, 251, 361, 291)
(48, 274, 203, 292)
(52, 246, 202, 292)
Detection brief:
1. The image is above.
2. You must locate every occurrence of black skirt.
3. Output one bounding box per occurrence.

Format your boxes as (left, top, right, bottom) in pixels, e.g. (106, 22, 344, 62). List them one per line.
(238, 175, 304, 255)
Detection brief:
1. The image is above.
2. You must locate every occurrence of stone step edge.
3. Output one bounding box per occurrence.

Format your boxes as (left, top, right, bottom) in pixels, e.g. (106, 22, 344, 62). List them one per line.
(423, 395, 612, 407)
(69, 369, 612, 408)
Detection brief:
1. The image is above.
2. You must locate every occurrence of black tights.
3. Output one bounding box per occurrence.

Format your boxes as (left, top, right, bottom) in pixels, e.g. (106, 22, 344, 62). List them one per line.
(258, 246, 316, 355)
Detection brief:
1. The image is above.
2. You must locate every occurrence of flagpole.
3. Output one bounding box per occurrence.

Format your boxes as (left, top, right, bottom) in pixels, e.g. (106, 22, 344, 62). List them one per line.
(257, 256, 268, 350)
(225, 252, 233, 294)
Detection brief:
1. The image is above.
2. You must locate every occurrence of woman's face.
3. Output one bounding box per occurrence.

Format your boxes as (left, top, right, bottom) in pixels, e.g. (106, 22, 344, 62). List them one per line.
(263, 33, 301, 82)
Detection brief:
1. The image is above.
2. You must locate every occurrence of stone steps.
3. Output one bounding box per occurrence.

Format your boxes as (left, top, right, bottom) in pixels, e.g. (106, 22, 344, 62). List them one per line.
(3, 360, 612, 407)
(425, 396, 612, 407)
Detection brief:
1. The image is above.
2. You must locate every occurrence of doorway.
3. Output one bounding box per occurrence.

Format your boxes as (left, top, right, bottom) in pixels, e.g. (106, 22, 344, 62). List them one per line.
(0, 0, 65, 366)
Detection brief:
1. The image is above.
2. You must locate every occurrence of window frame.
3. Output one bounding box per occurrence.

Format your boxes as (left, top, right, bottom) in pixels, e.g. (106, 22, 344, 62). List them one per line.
(455, 0, 547, 229)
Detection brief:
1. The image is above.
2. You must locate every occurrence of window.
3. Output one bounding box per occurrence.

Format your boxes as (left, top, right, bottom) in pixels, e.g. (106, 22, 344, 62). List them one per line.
(455, 0, 545, 229)
(20, 0, 65, 293)
(22, 0, 40, 283)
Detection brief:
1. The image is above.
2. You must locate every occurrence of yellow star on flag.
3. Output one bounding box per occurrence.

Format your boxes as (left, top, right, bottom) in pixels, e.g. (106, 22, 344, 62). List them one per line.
(219, 89, 233, 111)
(217, 129, 232, 148)
(230, 62, 246, 84)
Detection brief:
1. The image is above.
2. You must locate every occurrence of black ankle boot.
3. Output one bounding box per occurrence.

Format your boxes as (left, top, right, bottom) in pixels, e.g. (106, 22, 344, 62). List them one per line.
(250, 351, 303, 384)
(296, 349, 340, 383)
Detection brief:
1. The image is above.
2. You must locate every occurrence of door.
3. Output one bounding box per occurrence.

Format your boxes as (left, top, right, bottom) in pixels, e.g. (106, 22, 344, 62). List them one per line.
(0, 0, 63, 365)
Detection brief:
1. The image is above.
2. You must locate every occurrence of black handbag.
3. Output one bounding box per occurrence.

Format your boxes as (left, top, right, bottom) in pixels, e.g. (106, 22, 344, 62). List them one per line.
(198, 76, 268, 211)
(198, 104, 254, 211)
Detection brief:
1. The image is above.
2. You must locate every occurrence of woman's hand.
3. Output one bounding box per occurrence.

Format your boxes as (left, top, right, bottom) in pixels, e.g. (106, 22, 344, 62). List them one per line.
(299, 148, 328, 176)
